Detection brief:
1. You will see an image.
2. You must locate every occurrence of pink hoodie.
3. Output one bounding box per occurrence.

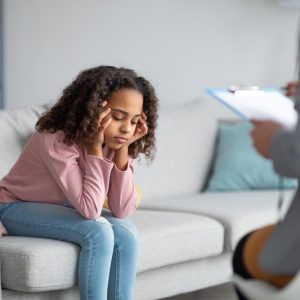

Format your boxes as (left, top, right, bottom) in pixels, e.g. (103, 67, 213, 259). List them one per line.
(0, 130, 137, 234)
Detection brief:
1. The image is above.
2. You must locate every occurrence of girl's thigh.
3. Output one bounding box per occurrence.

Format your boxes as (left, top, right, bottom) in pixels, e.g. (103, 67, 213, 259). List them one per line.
(0, 201, 111, 245)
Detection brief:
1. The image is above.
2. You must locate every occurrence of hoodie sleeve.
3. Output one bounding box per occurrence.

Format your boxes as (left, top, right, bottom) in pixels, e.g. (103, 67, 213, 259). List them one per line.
(40, 132, 113, 219)
(106, 157, 137, 218)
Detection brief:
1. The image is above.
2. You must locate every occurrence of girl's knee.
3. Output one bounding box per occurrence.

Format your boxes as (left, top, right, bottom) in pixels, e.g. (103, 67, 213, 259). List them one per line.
(112, 220, 139, 250)
(79, 218, 114, 249)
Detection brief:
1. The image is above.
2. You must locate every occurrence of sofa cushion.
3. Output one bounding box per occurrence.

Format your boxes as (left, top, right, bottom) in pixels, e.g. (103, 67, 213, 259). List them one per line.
(0, 236, 79, 292)
(140, 190, 295, 250)
(0, 209, 224, 292)
(132, 210, 224, 272)
(134, 99, 218, 200)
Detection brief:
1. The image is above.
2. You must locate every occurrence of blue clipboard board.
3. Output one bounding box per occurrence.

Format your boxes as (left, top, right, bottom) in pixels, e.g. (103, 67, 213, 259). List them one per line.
(206, 88, 298, 129)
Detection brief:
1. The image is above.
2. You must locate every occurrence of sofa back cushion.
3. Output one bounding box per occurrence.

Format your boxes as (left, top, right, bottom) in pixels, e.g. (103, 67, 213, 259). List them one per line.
(134, 99, 219, 200)
(0, 105, 48, 179)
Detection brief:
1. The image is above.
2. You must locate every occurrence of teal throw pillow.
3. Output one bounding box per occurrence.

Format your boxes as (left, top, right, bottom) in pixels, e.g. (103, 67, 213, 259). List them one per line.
(207, 122, 298, 191)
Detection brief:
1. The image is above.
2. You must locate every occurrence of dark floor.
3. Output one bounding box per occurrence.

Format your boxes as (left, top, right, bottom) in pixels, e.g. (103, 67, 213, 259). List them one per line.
(162, 283, 238, 300)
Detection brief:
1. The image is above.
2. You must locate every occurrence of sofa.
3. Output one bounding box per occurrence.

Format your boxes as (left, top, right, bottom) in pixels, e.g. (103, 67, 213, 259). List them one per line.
(0, 97, 296, 300)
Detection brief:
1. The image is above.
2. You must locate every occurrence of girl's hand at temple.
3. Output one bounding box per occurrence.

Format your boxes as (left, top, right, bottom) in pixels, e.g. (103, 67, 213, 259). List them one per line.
(251, 120, 282, 159)
(127, 112, 148, 145)
(96, 101, 112, 145)
(113, 112, 147, 171)
(86, 101, 112, 156)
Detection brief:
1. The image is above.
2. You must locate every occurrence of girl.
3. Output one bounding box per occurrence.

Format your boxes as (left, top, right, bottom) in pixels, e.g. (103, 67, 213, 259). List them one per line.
(0, 66, 158, 300)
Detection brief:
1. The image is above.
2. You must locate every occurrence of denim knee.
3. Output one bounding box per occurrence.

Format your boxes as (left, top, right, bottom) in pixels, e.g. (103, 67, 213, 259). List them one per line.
(112, 219, 139, 251)
(77, 219, 115, 252)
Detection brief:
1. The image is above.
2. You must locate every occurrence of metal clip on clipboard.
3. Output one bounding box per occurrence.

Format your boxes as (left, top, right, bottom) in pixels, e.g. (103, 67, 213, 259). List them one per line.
(228, 85, 266, 96)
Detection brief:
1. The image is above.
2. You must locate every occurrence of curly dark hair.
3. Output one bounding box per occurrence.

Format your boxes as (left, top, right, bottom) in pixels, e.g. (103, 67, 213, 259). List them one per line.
(36, 66, 158, 161)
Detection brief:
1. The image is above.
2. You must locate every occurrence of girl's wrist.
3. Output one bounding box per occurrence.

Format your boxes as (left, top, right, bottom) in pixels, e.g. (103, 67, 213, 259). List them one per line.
(114, 145, 129, 170)
(86, 144, 103, 158)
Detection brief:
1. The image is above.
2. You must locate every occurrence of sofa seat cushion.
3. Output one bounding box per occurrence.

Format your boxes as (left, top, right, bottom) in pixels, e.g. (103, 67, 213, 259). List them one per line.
(132, 210, 224, 273)
(140, 190, 295, 250)
(0, 236, 79, 292)
(0, 209, 224, 292)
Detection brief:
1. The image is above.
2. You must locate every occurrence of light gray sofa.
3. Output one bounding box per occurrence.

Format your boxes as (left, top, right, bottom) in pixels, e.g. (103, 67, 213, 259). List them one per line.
(0, 98, 295, 300)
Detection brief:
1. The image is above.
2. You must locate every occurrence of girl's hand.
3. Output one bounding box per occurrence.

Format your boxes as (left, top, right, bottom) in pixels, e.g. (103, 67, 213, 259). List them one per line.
(127, 112, 148, 145)
(86, 102, 112, 157)
(250, 120, 282, 158)
(94, 101, 112, 146)
(114, 112, 147, 170)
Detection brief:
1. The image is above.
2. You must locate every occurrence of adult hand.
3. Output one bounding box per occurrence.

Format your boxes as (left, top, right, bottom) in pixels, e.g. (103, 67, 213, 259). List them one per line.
(250, 120, 282, 159)
(285, 81, 298, 98)
(127, 112, 148, 146)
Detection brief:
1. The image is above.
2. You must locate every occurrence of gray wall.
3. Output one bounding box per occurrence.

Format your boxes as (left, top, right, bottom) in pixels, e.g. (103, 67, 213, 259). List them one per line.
(3, 0, 300, 109)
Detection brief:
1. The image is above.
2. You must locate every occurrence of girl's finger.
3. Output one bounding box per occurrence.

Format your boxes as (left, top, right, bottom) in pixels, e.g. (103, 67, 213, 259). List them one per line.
(142, 112, 147, 120)
(101, 117, 112, 130)
(140, 123, 148, 135)
(143, 124, 148, 133)
(139, 117, 146, 126)
(140, 118, 148, 131)
(99, 108, 111, 123)
(135, 119, 144, 132)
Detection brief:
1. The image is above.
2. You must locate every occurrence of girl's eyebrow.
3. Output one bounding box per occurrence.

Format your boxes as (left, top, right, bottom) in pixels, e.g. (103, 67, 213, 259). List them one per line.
(111, 108, 141, 118)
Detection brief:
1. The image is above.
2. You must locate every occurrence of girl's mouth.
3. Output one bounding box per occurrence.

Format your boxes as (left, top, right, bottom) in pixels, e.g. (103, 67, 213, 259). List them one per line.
(114, 137, 128, 144)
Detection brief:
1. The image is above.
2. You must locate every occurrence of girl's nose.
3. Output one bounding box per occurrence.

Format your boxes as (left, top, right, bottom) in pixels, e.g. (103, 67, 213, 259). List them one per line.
(120, 122, 131, 133)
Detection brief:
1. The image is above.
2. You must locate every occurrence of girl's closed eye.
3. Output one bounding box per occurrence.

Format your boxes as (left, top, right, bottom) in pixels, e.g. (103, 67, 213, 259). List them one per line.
(112, 114, 124, 121)
(131, 117, 140, 125)
(112, 115, 138, 125)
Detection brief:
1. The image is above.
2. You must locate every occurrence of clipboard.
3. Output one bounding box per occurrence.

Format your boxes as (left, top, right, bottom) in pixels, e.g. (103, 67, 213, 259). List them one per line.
(206, 88, 298, 129)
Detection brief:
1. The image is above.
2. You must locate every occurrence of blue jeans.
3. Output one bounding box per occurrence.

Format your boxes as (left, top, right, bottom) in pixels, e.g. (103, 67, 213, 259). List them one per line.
(0, 201, 139, 300)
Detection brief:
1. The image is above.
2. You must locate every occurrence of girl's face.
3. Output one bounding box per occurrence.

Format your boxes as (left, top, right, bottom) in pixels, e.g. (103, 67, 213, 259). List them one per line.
(104, 88, 143, 149)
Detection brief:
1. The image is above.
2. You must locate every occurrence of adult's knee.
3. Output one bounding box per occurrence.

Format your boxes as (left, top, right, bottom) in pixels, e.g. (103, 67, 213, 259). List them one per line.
(232, 233, 253, 279)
